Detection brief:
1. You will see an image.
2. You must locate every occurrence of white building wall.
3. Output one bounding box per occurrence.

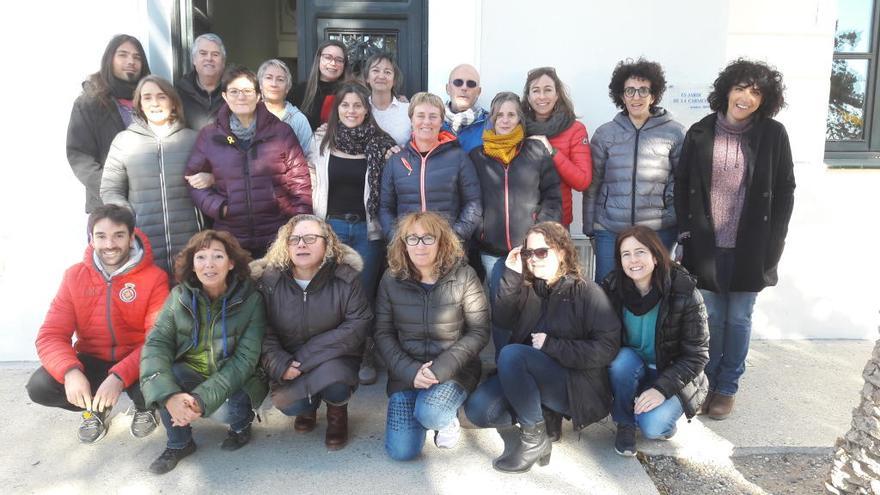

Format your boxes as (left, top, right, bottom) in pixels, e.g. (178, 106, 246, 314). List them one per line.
(0, 1, 165, 361)
(430, 0, 878, 339)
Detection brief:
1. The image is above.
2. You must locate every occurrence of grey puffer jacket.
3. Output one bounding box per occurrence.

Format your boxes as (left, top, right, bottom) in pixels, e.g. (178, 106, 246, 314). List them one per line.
(374, 262, 489, 397)
(100, 118, 200, 275)
(583, 109, 685, 235)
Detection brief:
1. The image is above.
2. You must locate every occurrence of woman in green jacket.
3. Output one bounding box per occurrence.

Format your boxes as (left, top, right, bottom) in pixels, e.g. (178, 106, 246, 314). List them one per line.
(140, 230, 267, 475)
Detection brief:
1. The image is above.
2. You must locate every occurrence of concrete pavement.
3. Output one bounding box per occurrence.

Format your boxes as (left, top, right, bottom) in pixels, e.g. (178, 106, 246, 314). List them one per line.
(0, 339, 872, 494)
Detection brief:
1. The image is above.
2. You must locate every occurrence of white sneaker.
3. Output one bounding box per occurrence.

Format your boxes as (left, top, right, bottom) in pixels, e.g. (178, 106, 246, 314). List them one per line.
(434, 418, 461, 449)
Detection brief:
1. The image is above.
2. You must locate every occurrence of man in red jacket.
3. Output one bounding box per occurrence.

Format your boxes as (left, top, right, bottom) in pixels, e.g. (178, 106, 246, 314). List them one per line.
(26, 205, 170, 443)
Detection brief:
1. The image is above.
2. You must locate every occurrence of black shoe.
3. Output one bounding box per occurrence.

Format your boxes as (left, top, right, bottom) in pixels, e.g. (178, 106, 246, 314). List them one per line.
(149, 441, 197, 474)
(78, 409, 111, 444)
(614, 424, 637, 457)
(221, 425, 251, 451)
(542, 407, 562, 442)
(493, 421, 552, 473)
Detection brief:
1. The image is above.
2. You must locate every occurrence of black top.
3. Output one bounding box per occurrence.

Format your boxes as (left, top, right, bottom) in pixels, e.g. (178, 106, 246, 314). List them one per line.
(290, 79, 339, 130)
(327, 154, 367, 218)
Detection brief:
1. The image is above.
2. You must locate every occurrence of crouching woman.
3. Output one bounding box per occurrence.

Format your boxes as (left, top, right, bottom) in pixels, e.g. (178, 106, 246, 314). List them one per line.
(465, 221, 621, 473)
(257, 214, 372, 450)
(140, 230, 267, 474)
(375, 211, 489, 461)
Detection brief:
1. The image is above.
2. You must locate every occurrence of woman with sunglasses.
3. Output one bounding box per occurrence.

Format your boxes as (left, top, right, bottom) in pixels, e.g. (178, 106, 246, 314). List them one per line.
(583, 59, 685, 283)
(379, 92, 482, 242)
(464, 221, 620, 473)
(256, 214, 372, 450)
(601, 225, 708, 457)
(522, 67, 593, 230)
(374, 211, 489, 461)
(309, 82, 396, 386)
(291, 40, 349, 130)
(185, 65, 312, 259)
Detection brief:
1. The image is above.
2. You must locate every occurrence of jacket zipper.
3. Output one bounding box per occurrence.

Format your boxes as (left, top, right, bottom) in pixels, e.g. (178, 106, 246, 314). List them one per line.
(157, 139, 174, 270)
(105, 280, 118, 361)
(302, 288, 310, 401)
(630, 127, 641, 226)
(503, 166, 512, 250)
(417, 145, 440, 212)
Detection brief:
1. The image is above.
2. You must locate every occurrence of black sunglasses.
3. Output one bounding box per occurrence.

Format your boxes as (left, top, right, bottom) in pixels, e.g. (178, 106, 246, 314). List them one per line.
(521, 247, 551, 260)
(451, 78, 478, 88)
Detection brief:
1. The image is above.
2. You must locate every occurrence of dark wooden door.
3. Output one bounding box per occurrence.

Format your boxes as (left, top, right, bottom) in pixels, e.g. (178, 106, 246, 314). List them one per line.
(297, 0, 428, 96)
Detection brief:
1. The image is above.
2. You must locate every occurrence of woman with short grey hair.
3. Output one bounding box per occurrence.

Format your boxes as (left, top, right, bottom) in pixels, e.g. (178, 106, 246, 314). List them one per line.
(259, 59, 313, 153)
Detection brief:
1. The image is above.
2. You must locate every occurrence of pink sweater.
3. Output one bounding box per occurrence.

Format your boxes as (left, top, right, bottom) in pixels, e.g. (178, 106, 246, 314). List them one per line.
(710, 113, 752, 248)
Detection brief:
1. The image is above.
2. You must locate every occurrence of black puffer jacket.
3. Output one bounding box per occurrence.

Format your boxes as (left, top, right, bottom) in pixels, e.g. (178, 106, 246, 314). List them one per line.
(66, 85, 127, 213)
(379, 132, 482, 241)
(470, 139, 562, 255)
(374, 263, 489, 396)
(175, 70, 224, 131)
(601, 264, 709, 418)
(494, 267, 621, 430)
(256, 246, 372, 411)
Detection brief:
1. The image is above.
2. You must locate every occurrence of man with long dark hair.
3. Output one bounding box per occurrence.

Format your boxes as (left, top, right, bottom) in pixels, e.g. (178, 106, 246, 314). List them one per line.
(66, 34, 151, 214)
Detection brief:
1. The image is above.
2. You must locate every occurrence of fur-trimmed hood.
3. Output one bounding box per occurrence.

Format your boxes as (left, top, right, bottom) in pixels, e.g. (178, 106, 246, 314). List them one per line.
(249, 242, 363, 280)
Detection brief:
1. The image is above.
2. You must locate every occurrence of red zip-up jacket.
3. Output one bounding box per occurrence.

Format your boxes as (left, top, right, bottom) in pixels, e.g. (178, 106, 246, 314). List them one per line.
(548, 120, 593, 226)
(35, 229, 169, 387)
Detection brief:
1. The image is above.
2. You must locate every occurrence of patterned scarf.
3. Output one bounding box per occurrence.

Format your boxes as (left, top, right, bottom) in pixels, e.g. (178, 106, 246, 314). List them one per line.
(445, 102, 485, 134)
(229, 113, 257, 142)
(333, 121, 396, 218)
(524, 110, 574, 138)
(482, 124, 524, 165)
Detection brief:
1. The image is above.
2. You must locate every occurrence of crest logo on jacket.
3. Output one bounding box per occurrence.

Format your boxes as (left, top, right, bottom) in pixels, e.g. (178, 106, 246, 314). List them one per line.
(119, 283, 137, 303)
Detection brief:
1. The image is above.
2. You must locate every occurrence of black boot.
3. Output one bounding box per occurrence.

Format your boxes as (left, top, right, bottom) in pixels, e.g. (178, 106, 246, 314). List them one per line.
(492, 421, 552, 473)
(542, 407, 562, 442)
(494, 425, 520, 461)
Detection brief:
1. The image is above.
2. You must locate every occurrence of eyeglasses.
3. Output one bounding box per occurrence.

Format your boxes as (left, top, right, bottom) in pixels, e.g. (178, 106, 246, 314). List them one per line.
(623, 87, 651, 99)
(320, 53, 345, 65)
(404, 234, 436, 246)
(451, 79, 478, 88)
(226, 88, 256, 98)
(521, 247, 551, 260)
(287, 234, 327, 245)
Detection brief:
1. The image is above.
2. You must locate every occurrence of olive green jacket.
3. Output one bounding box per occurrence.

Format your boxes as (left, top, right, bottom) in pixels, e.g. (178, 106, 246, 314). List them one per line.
(140, 278, 268, 416)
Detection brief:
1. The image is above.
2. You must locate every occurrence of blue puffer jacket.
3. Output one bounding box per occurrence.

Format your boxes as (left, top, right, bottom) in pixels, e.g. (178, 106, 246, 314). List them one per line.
(442, 110, 488, 152)
(379, 131, 482, 240)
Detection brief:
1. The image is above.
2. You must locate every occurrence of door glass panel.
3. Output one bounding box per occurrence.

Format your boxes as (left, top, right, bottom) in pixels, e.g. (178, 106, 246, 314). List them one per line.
(827, 58, 869, 141)
(835, 0, 873, 53)
(328, 31, 399, 77)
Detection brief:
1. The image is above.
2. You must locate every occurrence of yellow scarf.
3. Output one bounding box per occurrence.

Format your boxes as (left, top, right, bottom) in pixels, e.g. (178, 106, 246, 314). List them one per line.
(482, 124, 524, 165)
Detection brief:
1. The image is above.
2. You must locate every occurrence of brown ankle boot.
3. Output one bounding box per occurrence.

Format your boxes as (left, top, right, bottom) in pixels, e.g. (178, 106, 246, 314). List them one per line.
(708, 394, 735, 420)
(325, 403, 349, 450)
(698, 391, 716, 416)
(294, 410, 317, 432)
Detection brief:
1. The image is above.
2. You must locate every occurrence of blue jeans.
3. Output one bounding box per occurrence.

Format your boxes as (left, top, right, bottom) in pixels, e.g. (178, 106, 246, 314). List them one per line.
(701, 248, 759, 396)
(466, 344, 570, 428)
(159, 363, 254, 449)
(278, 382, 352, 416)
(593, 227, 677, 283)
(608, 347, 683, 439)
(384, 382, 467, 461)
(328, 218, 383, 301)
(480, 252, 510, 359)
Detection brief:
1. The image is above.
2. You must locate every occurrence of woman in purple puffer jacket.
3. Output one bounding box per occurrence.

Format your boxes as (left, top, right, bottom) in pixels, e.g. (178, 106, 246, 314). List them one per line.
(186, 65, 312, 258)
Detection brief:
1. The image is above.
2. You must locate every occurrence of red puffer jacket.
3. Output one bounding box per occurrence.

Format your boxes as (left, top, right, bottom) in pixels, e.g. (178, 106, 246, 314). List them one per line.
(186, 102, 312, 254)
(548, 120, 593, 226)
(35, 229, 169, 387)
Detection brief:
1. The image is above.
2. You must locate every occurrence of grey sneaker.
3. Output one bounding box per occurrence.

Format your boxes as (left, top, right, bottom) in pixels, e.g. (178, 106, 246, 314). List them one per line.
(358, 361, 377, 385)
(78, 409, 110, 444)
(130, 409, 159, 438)
(434, 418, 461, 449)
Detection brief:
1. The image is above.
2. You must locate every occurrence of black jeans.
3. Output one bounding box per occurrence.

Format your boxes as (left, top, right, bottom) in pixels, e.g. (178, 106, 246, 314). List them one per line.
(26, 353, 147, 411)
